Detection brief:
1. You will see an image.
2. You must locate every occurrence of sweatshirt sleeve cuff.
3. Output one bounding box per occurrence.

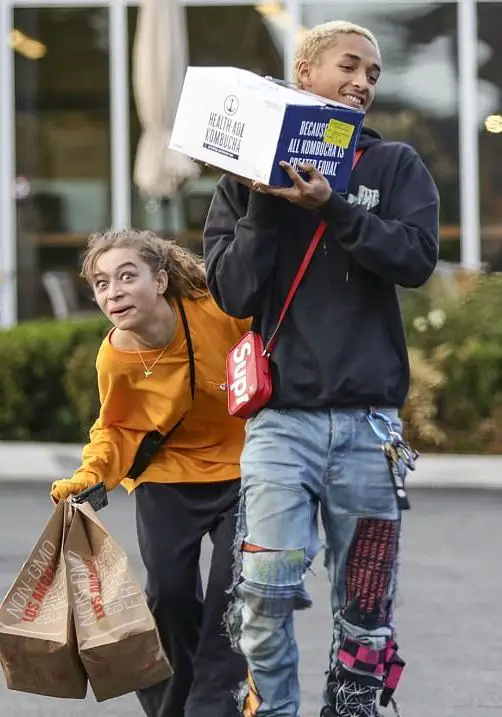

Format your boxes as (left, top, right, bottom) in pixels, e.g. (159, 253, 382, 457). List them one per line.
(317, 191, 360, 245)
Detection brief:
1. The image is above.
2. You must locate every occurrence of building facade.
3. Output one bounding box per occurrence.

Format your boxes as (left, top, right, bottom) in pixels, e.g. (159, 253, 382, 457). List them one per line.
(0, 0, 501, 326)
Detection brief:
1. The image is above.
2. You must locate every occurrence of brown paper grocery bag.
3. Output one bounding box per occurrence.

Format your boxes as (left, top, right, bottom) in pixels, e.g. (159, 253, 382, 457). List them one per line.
(0, 500, 87, 698)
(65, 501, 172, 701)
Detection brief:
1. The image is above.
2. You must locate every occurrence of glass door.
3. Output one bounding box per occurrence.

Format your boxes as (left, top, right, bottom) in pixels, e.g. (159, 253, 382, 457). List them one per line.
(12, 5, 111, 320)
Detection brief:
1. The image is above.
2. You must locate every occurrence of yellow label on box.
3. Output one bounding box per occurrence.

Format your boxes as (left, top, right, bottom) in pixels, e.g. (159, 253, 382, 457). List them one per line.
(323, 119, 355, 149)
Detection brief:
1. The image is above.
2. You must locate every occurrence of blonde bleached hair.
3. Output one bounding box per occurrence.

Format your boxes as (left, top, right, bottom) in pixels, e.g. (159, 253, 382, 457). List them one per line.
(81, 229, 208, 301)
(294, 20, 380, 87)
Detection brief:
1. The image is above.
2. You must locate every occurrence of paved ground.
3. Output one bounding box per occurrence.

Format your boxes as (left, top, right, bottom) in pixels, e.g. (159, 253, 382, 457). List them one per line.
(0, 484, 501, 716)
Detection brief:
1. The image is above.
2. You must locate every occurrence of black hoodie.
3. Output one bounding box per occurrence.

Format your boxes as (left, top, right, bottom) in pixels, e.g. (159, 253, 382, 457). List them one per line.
(202, 127, 439, 409)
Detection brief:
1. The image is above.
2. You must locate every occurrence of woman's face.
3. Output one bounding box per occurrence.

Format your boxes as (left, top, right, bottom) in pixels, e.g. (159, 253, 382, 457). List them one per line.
(91, 247, 168, 331)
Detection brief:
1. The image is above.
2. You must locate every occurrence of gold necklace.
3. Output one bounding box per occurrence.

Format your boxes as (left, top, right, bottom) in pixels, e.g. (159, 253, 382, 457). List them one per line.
(136, 305, 176, 377)
(136, 342, 169, 378)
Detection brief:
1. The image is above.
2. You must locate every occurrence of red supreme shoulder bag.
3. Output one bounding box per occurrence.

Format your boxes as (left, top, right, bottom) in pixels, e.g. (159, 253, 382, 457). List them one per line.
(226, 149, 363, 419)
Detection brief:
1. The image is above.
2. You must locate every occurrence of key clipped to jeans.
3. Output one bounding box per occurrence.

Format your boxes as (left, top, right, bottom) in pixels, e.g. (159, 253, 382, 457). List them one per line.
(366, 410, 418, 511)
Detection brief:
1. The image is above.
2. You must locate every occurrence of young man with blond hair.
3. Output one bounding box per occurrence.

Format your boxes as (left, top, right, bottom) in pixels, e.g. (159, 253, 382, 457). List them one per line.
(203, 20, 439, 717)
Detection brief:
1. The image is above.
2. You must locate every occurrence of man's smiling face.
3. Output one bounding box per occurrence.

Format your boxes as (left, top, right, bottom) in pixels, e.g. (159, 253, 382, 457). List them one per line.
(297, 32, 381, 111)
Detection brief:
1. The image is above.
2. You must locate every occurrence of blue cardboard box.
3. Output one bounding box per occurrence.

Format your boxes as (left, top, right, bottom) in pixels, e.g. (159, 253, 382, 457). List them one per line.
(269, 103, 364, 191)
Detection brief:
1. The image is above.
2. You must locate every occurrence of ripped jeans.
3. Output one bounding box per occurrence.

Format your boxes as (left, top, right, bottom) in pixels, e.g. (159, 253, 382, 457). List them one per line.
(228, 408, 405, 717)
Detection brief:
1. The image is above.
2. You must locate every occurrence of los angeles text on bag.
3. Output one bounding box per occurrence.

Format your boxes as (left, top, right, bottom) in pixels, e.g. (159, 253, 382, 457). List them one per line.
(0, 500, 87, 699)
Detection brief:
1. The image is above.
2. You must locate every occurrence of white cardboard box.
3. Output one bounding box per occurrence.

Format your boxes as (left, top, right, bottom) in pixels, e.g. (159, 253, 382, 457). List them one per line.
(169, 66, 365, 192)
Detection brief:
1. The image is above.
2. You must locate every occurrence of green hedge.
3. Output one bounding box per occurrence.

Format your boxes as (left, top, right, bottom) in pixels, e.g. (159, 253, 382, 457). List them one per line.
(0, 316, 108, 442)
(400, 273, 502, 453)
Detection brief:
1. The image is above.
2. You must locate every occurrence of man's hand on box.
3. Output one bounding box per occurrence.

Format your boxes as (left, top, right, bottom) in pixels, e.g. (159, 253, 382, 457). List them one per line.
(252, 161, 332, 210)
(50, 478, 93, 505)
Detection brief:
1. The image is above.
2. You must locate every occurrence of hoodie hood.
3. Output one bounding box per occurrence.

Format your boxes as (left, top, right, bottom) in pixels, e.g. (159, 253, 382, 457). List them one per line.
(358, 125, 383, 148)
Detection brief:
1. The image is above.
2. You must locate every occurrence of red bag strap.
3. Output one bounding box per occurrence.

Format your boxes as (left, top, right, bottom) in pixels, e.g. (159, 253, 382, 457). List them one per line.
(264, 148, 364, 355)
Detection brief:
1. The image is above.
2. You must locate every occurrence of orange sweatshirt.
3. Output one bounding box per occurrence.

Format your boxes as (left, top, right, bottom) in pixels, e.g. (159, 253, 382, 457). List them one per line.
(71, 295, 250, 494)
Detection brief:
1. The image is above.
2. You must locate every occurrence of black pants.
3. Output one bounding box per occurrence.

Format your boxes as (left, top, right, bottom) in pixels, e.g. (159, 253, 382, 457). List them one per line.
(135, 479, 246, 717)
